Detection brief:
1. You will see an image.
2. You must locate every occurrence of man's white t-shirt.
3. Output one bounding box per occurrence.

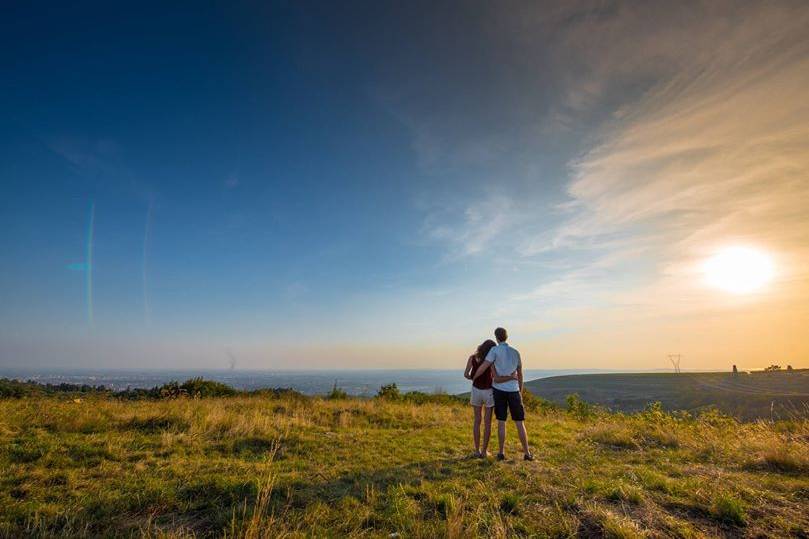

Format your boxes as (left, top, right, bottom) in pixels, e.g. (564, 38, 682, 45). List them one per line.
(486, 342, 521, 392)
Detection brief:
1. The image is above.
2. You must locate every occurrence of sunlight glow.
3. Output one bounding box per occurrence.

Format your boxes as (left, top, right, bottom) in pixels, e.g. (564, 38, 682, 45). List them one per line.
(703, 246, 774, 294)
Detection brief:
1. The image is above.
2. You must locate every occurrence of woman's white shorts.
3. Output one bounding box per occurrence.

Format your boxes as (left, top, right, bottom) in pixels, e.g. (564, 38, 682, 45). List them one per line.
(470, 387, 494, 408)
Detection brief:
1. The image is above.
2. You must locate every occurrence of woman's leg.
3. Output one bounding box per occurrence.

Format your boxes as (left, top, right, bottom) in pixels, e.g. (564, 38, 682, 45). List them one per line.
(472, 405, 482, 454)
(482, 406, 493, 455)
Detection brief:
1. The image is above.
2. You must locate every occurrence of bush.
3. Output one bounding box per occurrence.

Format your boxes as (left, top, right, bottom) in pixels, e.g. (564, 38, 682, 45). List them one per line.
(377, 383, 401, 400)
(0, 378, 110, 398)
(640, 401, 667, 422)
(522, 390, 557, 413)
(0, 379, 30, 398)
(326, 382, 349, 400)
(179, 378, 237, 398)
(697, 407, 737, 428)
(567, 394, 596, 420)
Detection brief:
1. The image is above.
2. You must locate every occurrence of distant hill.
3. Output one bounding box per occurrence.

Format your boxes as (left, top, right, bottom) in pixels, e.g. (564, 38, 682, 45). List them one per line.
(525, 369, 809, 420)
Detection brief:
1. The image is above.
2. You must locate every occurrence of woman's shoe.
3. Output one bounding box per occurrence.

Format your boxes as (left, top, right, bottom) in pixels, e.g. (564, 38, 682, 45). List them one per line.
(496, 453, 506, 461)
(523, 453, 534, 461)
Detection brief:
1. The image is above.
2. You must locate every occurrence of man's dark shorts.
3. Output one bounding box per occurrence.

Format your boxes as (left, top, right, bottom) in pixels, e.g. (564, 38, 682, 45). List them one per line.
(492, 388, 525, 421)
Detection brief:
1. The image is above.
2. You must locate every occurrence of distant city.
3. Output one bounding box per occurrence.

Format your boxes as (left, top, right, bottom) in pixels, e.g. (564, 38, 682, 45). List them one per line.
(0, 368, 654, 396)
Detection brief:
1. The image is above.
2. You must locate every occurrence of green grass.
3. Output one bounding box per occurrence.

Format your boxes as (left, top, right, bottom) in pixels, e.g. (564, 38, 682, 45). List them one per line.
(711, 494, 747, 526)
(0, 394, 807, 537)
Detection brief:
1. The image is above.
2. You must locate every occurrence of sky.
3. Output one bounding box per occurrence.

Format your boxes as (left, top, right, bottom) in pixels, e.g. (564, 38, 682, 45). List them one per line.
(1, 1, 808, 371)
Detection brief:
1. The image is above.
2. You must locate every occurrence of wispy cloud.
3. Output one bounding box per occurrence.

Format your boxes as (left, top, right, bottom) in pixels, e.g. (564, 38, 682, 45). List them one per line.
(421, 195, 522, 259)
(554, 1, 809, 294)
(409, 1, 809, 354)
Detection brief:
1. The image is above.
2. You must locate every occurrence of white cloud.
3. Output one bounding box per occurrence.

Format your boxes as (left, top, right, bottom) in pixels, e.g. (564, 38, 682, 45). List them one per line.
(421, 194, 524, 259)
(416, 0, 809, 345)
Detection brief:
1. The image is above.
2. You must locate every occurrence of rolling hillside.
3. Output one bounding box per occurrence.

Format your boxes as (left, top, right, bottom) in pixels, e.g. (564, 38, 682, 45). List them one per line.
(525, 370, 809, 420)
(1, 389, 808, 537)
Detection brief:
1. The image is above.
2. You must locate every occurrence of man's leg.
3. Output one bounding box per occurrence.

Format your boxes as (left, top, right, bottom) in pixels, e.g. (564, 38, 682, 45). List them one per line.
(492, 389, 508, 458)
(482, 406, 493, 455)
(509, 391, 532, 458)
(472, 405, 482, 454)
(515, 420, 531, 456)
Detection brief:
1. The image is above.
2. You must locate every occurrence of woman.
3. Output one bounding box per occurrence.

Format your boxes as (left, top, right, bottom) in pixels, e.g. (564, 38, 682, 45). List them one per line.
(464, 339, 496, 458)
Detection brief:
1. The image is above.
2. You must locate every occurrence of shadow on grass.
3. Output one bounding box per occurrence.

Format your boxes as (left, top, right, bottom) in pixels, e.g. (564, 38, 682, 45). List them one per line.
(281, 456, 487, 508)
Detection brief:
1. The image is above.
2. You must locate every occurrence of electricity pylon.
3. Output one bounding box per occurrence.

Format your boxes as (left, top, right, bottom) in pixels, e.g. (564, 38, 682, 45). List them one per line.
(667, 354, 682, 374)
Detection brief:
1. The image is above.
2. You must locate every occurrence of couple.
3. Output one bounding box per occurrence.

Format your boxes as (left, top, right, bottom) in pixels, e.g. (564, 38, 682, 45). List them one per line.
(464, 327, 533, 461)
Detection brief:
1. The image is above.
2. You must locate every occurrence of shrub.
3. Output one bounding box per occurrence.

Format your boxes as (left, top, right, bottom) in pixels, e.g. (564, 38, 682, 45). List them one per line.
(640, 401, 668, 422)
(377, 383, 401, 400)
(326, 382, 348, 400)
(157, 381, 187, 399)
(522, 390, 557, 413)
(697, 407, 736, 428)
(566, 394, 595, 420)
(179, 378, 237, 398)
(0, 379, 30, 398)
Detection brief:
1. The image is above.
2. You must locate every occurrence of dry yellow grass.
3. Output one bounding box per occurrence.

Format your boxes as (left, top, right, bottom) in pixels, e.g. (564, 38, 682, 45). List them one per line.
(0, 395, 807, 537)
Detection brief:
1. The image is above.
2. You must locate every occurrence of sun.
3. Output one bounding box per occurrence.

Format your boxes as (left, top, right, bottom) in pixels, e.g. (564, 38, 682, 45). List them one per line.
(703, 246, 774, 294)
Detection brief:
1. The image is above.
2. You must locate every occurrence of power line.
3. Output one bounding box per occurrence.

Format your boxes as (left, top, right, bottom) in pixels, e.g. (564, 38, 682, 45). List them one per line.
(667, 354, 682, 374)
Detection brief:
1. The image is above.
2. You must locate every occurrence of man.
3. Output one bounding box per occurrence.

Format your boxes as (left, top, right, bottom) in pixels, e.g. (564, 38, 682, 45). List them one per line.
(473, 327, 533, 461)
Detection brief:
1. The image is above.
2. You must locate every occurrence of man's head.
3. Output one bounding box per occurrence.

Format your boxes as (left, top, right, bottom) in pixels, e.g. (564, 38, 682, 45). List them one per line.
(494, 327, 508, 343)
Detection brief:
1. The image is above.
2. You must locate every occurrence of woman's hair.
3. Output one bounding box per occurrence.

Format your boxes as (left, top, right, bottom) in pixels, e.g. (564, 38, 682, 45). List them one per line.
(476, 339, 497, 361)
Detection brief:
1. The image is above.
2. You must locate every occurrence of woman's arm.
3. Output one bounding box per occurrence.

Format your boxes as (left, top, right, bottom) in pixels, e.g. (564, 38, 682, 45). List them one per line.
(517, 363, 524, 392)
(464, 356, 474, 379)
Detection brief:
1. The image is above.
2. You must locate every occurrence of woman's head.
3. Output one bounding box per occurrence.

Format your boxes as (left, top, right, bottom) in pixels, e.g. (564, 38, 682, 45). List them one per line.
(476, 339, 497, 360)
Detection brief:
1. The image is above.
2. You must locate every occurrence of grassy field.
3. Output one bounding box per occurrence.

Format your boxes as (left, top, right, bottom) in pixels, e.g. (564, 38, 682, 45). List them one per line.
(1, 392, 808, 538)
(526, 370, 809, 420)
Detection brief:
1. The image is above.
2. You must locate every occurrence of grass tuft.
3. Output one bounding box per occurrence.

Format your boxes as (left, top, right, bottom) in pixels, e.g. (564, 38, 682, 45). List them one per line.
(499, 493, 520, 515)
(760, 444, 809, 474)
(711, 494, 746, 526)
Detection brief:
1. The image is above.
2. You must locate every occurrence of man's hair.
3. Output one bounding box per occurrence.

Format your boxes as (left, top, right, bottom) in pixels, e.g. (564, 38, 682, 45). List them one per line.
(494, 327, 507, 342)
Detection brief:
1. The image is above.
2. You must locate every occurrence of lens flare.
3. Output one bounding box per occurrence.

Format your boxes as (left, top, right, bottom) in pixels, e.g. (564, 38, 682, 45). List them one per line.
(142, 200, 153, 325)
(86, 202, 95, 327)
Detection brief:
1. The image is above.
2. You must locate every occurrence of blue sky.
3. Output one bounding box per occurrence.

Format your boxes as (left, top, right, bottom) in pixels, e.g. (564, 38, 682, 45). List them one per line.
(2, 2, 808, 370)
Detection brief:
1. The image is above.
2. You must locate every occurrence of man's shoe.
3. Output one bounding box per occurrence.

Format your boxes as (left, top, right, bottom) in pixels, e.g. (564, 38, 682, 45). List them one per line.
(496, 453, 506, 461)
(524, 453, 535, 461)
